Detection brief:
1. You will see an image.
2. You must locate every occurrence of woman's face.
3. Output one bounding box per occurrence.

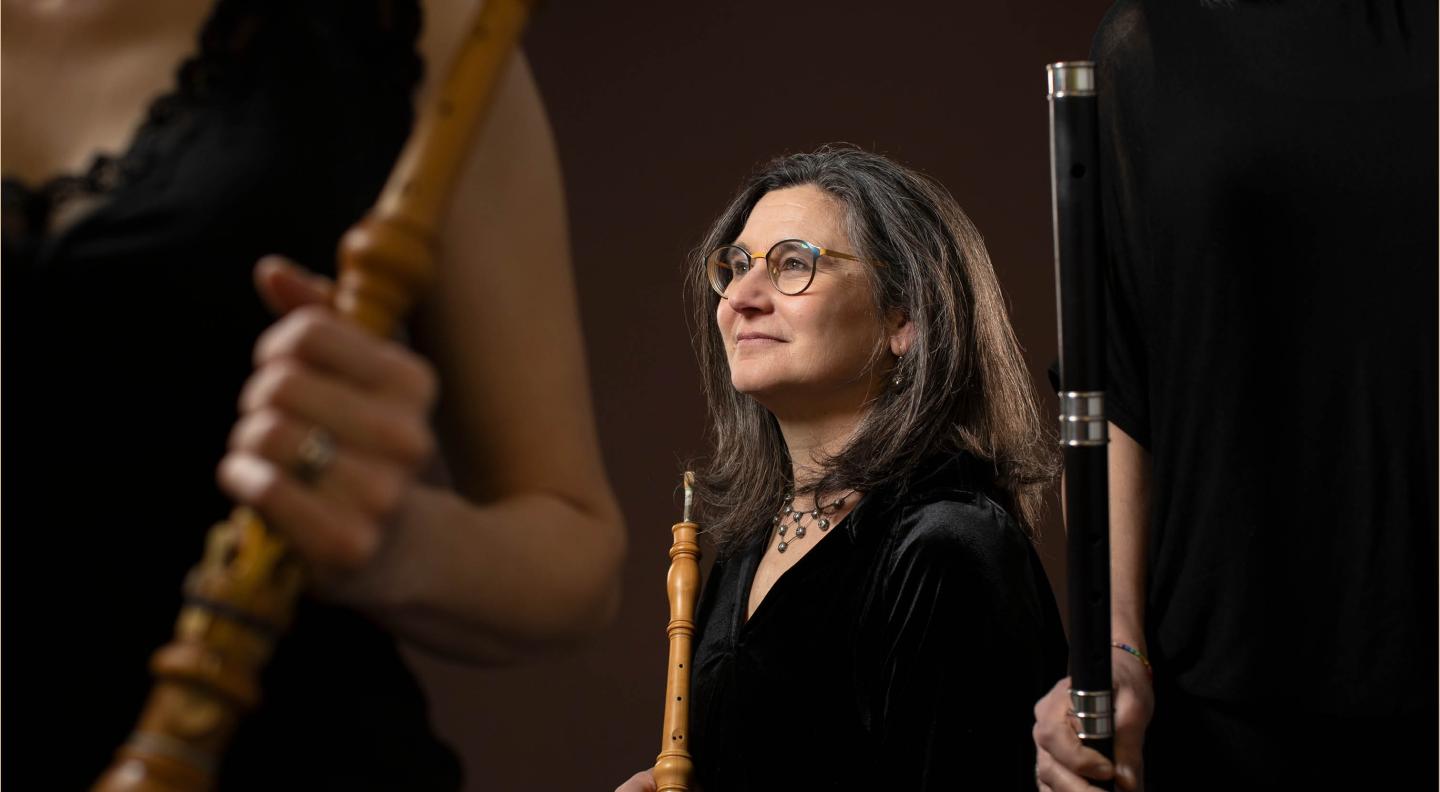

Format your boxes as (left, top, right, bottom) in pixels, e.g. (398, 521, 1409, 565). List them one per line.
(716, 185, 891, 419)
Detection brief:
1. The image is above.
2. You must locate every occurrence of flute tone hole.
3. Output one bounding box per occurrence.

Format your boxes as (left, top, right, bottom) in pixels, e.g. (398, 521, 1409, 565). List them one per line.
(676, 696, 682, 701)
(1071, 163, 1087, 179)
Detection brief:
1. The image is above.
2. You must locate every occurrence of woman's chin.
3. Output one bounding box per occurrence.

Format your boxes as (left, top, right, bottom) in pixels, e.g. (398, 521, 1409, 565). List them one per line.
(730, 374, 785, 404)
(732, 379, 815, 421)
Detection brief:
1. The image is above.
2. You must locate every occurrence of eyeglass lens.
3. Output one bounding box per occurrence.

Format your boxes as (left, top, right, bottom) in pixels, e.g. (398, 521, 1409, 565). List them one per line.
(706, 240, 817, 297)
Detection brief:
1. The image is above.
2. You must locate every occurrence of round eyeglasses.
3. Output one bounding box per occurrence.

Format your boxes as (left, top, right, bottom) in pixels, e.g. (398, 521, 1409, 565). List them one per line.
(705, 239, 875, 298)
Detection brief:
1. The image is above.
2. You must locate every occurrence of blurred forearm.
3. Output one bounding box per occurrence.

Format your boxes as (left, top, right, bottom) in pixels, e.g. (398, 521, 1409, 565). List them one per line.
(1107, 422, 1150, 647)
(361, 484, 625, 664)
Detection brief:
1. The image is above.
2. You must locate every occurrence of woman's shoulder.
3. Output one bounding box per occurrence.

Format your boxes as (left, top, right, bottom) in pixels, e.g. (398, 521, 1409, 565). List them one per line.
(888, 489, 1027, 575)
(416, 0, 483, 100)
(865, 484, 1060, 648)
(873, 451, 1032, 577)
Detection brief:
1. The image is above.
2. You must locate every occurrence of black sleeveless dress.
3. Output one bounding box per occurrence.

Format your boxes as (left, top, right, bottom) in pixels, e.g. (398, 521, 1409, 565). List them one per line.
(2, 2, 462, 788)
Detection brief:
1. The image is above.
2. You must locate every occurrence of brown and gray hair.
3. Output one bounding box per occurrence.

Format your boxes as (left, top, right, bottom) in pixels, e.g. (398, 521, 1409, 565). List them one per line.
(687, 145, 1056, 556)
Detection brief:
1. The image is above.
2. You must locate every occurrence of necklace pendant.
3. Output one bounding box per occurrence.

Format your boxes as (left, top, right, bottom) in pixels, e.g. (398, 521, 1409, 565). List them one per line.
(818, 517, 830, 531)
(794, 525, 806, 538)
(777, 541, 788, 553)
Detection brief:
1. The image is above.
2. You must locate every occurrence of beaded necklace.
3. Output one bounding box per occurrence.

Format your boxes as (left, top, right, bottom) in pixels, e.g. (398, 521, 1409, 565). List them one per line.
(771, 491, 854, 553)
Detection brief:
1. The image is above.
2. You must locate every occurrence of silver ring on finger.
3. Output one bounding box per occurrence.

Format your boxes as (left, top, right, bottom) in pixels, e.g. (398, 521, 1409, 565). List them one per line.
(293, 426, 337, 485)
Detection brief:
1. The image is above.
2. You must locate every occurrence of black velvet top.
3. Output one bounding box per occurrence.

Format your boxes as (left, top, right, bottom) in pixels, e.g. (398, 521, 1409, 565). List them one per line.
(689, 453, 1067, 791)
(2, 2, 461, 788)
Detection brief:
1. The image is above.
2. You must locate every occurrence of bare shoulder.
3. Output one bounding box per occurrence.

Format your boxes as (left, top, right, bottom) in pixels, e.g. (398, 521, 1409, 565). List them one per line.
(414, 0, 554, 200)
(415, 0, 541, 103)
(416, 0, 484, 98)
(409, 0, 602, 506)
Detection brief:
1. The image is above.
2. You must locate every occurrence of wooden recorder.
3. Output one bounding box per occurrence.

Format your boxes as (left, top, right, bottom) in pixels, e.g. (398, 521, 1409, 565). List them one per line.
(653, 472, 701, 792)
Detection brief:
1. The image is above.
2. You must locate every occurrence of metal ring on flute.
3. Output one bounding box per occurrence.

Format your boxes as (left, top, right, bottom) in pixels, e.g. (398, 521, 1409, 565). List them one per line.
(1058, 390, 1108, 447)
(1068, 688, 1115, 740)
(1045, 61, 1096, 98)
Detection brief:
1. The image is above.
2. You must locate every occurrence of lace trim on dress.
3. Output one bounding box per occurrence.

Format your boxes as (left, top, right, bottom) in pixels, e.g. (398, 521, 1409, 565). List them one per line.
(0, 2, 259, 238)
(1, 0, 421, 240)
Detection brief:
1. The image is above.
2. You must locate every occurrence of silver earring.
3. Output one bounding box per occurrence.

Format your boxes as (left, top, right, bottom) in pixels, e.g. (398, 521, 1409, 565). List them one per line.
(892, 354, 904, 387)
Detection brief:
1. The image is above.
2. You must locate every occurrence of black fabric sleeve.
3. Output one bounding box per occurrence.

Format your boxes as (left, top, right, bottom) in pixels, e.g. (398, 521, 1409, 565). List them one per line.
(870, 498, 1061, 790)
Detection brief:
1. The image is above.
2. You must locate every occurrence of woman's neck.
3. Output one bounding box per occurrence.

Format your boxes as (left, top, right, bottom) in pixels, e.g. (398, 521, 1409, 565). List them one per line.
(776, 407, 865, 499)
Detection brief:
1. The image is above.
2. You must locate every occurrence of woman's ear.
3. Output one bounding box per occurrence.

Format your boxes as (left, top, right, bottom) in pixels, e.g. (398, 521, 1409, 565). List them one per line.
(887, 310, 916, 358)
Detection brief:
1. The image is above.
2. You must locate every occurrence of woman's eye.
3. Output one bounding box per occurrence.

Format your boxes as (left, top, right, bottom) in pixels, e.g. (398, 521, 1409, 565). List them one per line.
(733, 260, 753, 275)
(780, 257, 808, 272)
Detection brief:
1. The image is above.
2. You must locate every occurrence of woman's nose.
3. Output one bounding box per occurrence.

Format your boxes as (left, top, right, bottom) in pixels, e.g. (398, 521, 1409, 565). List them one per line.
(725, 261, 773, 312)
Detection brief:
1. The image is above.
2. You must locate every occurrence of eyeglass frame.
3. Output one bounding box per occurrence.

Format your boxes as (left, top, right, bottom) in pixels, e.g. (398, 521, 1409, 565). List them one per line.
(705, 239, 885, 299)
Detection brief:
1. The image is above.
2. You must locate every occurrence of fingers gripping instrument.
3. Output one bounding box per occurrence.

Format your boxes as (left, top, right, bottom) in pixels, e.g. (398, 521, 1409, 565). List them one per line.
(93, 3, 537, 789)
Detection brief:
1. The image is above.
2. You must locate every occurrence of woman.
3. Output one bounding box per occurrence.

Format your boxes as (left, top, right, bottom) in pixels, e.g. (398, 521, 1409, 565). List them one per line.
(619, 146, 1066, 791)
(3, 1, 622, 788)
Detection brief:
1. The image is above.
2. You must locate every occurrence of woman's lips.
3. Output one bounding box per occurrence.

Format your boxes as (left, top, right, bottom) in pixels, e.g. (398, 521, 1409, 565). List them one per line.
(736, 333, 784, 345)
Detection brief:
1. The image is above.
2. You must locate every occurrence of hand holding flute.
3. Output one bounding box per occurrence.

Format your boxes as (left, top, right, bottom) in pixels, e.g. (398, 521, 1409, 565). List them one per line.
(1033, 644, 1153, 791)
(92, 1, 627, 787)
(1033, 422, 1154, 791)
(1033, 60, 1146, 792)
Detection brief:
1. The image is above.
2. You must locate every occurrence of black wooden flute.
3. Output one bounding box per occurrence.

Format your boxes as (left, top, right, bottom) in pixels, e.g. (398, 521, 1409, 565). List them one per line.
(1047, 60, 1114, 786)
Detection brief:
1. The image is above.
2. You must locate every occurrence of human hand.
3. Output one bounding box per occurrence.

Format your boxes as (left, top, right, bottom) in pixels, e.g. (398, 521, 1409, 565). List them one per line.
(614, 768, 657, 792)
(1033, 649, 1153, 791)
(217, 256, 438, 597)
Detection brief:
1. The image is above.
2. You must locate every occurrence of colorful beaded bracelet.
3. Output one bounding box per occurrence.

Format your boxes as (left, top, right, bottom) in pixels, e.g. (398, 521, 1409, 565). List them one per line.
(1111, 641, 1152, 677)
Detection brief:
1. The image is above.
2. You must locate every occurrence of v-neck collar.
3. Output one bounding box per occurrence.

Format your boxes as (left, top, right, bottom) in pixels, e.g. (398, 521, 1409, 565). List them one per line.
(733, 491, 874, 637)
(724, 450, 996, 640)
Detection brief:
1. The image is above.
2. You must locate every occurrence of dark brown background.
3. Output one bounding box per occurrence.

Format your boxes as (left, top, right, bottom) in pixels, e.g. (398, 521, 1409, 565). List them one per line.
(408, 2, 1112, 788)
